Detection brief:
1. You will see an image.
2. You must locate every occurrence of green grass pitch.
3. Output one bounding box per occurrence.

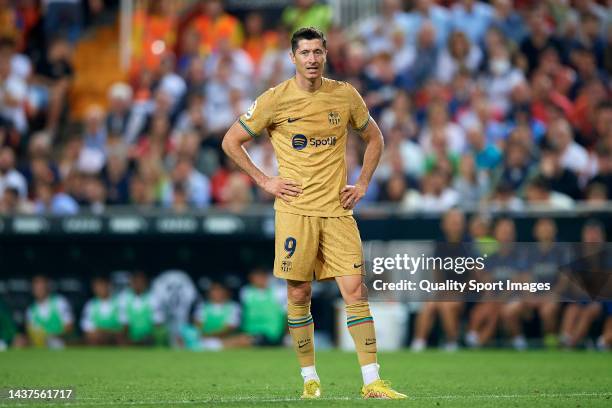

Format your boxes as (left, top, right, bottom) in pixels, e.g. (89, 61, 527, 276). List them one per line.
(0, 349, 611, 407)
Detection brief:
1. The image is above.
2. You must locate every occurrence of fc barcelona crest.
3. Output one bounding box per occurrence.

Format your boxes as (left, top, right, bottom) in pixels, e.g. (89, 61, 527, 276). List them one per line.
(328, 111, 341, 126)
(281, 260, 292, 273)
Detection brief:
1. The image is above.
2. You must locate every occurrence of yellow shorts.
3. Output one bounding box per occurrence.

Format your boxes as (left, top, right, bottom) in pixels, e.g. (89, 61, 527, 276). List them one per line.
(273, 212, 364, 282)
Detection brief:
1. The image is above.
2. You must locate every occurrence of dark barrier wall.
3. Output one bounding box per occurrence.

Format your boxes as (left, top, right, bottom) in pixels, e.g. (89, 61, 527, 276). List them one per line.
(1, 212, 611, 279)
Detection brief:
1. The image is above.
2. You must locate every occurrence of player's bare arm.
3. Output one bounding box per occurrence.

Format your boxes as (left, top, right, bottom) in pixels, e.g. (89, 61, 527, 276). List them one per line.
(222, 122, 303, 203)
(340, 118, 384, 210)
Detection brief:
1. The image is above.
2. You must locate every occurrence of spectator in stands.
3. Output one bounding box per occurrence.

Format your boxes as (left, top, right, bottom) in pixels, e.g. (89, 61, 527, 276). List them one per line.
(239, 268, 286, 346)
(81, 275, 125, 345)
(411, 209, 470, 352)
(204, 55, 251, 134)
(465, 125, 502, 171)
(453, 153, 488, 209)
(490, 0, 526, 46)
(420, 102, 466, 156)
(404, 0, 450, 50)
(0, 68, 28, 136)
(156, 53, 187, 111)
(356, 0, 408, 57)
(480, 40, 525, 116)
(436, 30, 482, 84)
(450, 0, 493, 45)
(82, 105, 107, 154)
(486, 182, 524, 212)
(258, 25, 294, 90)
(242, 12, 278, 70)
(570, 79, 608, 148)
(282, 0, 332, 33)
(82, 176, 106, 214)
(537, 146, 582, 200)
(32, 36, 73, 135)
(130, 0, 178, 74)
(120, 271, 165, 345)
(588, 143, 612, 198)
(220, 172, 253, 213)
(363, 51, 402, 117)
(129, 173, 154, 210)
(524, 176, 574, 210)
(163, 156, 210, 209)
(177, 28, 202, 76)
(490, 141, 534, 194)
(33, 180, 78, 215)
(520, 7, 564, 76)
(136, 157, 168, 206)
(26, 275, 74, 349)
(404, 21, 438, 90)
(101, 149, 130, 205)
(0, 146, 27, 199)
(106, 82, 134, 142)
(184, 0, 243, 56)
(0, 185, 31, 214)
(42, 0, 83, 44)
(419, 169, 460, 213)
(0, 0, 19, 43)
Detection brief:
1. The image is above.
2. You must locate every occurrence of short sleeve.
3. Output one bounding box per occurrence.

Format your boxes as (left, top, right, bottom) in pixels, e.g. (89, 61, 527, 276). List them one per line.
(80, 301, 95, 333)
(227, 302, 241, 328)
(238, 88, 276, 137)
(56, 296, 74, 325)
(151, 296, 164, 324)
(347, 84, 370, 131)
(193, 302, 205, 324)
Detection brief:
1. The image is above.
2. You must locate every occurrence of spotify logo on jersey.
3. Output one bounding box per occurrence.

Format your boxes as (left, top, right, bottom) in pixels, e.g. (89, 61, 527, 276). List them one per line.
(292, 134, 308, 150)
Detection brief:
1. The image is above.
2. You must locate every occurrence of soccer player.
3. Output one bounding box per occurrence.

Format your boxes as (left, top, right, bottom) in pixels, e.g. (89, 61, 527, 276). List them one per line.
(120, 271, 165, 345)
(411, 209, 470, 352)
(26, 275, 74, 348)
(222, 27, 405, 399)
(81, 275, 125, 345)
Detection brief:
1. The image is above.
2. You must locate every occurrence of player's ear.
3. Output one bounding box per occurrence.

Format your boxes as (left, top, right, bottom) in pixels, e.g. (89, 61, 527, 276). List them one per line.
(289, 50, 296, 64)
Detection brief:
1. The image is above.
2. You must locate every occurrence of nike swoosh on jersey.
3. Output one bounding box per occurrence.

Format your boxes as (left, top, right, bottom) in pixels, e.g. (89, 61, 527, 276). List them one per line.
(354, 263, 364, 268)
(287, 117, 302, 123)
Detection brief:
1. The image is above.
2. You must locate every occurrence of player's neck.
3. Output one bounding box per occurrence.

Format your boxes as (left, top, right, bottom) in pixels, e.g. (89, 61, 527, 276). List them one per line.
(295, 75, 323, 93)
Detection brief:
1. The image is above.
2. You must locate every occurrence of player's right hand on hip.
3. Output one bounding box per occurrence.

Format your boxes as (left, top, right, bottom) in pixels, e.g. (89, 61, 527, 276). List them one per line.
(262, 176, 302, 203)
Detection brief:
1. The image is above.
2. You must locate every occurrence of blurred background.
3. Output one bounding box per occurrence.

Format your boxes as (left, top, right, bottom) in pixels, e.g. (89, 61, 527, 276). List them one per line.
(0, 0, 610, 353)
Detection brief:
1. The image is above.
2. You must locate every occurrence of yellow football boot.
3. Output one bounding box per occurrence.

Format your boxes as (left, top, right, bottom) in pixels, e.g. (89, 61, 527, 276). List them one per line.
(301, 379, 321, 399)
(361, 380, 407, 399)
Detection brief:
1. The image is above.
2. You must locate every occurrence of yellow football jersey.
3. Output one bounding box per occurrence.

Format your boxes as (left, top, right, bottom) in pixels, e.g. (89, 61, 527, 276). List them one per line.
(239, 77, 370, 217)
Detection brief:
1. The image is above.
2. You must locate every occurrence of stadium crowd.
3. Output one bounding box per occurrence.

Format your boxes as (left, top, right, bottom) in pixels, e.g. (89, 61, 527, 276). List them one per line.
(1, 212, 611, 352)
(0, 0, 610, 214)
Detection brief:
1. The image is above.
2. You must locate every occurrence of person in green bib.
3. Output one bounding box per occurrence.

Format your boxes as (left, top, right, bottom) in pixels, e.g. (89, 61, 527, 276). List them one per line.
(81, 275, 125, 345)
(119, 271, 165, 345)
(239, 268, 286, 346)
(190, 282, 241, 350)
(26, 275, 74, 349)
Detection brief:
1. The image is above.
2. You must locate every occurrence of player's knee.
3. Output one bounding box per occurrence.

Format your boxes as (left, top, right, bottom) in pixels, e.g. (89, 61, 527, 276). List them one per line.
(343, 283, 368, 304)
(287, 281, 312, 304)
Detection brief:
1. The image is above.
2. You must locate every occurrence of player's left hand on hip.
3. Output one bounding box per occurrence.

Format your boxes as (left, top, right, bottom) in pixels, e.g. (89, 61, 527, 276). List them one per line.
(340, 183, 366, 209)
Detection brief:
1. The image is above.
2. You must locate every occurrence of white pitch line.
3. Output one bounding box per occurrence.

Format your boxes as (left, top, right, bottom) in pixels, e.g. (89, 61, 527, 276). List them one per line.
(0, 392, 610, 406)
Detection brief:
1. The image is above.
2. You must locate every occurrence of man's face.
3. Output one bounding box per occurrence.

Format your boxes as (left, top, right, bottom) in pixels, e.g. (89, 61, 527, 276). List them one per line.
(291, 39, 326, 81)
(93, 279, 110, 298)
(32, 277, 49, 300)
(535, 219, 556, 242)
